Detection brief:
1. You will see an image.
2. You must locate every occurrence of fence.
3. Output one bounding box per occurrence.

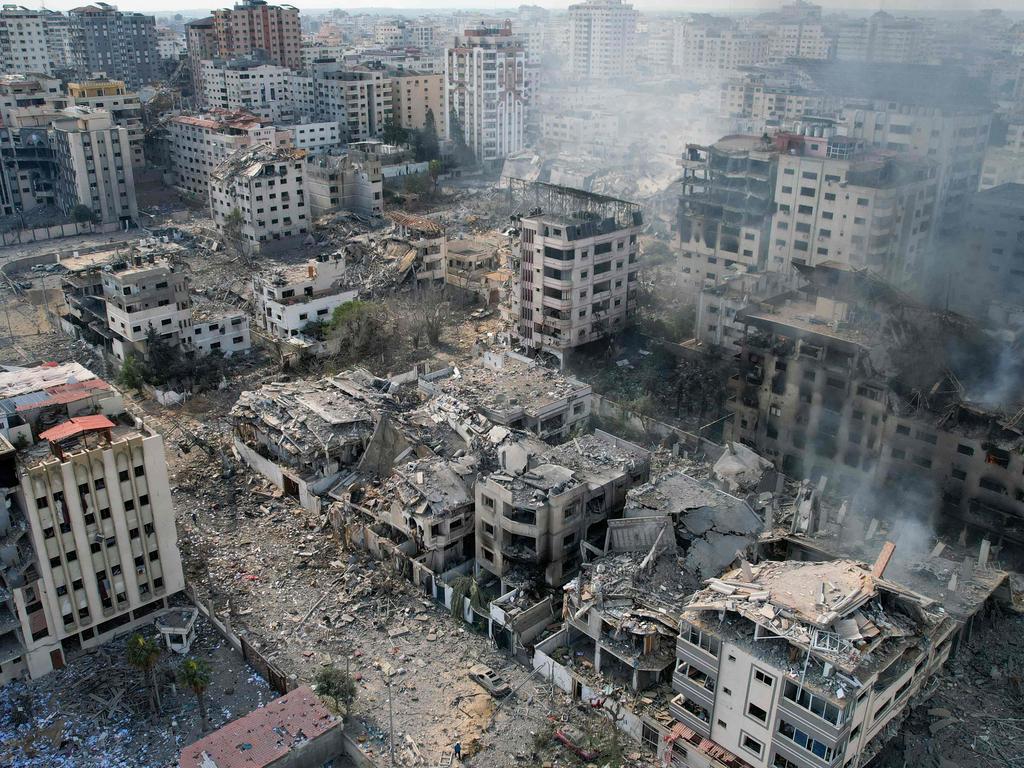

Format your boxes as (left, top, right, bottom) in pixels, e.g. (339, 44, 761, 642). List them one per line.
(0, 219, 123, 246)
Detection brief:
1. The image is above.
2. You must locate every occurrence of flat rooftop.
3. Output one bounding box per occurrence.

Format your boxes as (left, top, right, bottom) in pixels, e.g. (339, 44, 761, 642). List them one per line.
(439, 356, 590, 417)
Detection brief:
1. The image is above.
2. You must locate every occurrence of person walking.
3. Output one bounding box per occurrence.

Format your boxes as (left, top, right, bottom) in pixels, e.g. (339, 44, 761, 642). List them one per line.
(453, 741, 462, 761)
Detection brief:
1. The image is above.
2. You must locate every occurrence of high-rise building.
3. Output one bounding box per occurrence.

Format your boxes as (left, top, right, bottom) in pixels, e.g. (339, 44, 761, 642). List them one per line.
(50, 107, 137, 226)
(390, 70, 447, 140)
(834, 10, 924, 64)
(445, 22, 529, 164)
(210, 0, 301, 70)
(66, 78, 145, 168)
(67, 4, 159, 90)
(0, 362, 185, 684)
(672, 16, 770, 81)
(509, 182, 642, 361)
(767, 127, 938, 286)
(0, 5, 53, 74)
(185, 16, 217, 92)
(567, 0, 639, 80)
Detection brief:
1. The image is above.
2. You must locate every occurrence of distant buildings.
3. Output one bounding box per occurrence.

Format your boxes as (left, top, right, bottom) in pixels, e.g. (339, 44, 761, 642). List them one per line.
(0, 5, 70, 75)
(209, 0, 302, 70)
(0, 362, 184, 684)
(567, 0, 639, 80)
(445, 22, 529, 164)
(510, 182, 642, 361)
(834, 10, 924, 64)
(67, 4, 158, 89)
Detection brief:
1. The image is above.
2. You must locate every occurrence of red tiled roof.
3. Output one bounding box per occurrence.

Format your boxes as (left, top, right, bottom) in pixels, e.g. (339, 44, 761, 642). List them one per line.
(17, 379, 110, 412)
(178, 686, 340, 768)
(38, 415, 115, 443)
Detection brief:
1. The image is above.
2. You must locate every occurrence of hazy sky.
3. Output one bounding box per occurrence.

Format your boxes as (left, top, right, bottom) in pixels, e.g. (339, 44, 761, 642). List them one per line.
(23, 0, 1024, 14)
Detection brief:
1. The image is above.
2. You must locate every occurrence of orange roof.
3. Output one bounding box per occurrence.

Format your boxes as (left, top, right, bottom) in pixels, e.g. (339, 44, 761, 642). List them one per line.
(17, 379, 110, 412)
(179, 686, 340, 768)
(38, 415, 115, 443)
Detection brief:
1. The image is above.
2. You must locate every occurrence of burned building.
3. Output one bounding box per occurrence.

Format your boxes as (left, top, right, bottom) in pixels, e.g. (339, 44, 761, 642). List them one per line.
(230, 369, 397, 510)
(421, 350, 592, 442)
(475, 430, 650, 589)
(677, 135, 779, 296)
(726, 262, 1024, 549)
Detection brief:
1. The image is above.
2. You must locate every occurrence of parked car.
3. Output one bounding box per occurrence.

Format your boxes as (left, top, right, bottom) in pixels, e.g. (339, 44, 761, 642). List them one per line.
(554, 725, 600, 761)
(468, 664, 512, 698)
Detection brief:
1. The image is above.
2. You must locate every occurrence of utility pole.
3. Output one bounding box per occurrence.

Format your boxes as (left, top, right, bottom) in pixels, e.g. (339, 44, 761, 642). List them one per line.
(387, 677, 395, 766)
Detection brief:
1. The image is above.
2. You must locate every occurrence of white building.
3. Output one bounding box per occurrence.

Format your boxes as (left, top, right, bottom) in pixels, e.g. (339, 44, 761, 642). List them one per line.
(672, 17, 769, 81)
(155, 29, 185, 61)
(288, 121, 343, 154)
(445, 22, 529, 164)
(0, 5, 52, 74)
(252, 254, 358, 340)
(189, 305, 251, 357)
(567, 0, 639, 80)
(199, 59, 301, 123)
(209, 144, 309, 253)
(167, 110, 293, 199)
(510, 183, 642, 361)
(0, 362, 184, 684)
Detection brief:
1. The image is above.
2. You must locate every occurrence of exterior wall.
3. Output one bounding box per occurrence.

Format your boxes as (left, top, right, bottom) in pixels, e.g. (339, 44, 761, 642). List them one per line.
(67, 80, 146, 168)
(513, 215, 641, 356)
(289, 121, 342, 154)
(390, 71, 447, 139)
(101, 265, 190, 359)
(313, 69, 392, 143)
(52, 118, 137, 225)
(210, 1, 301, 70)
(14, 432, 184, 680)
(188, 314, 251, 356)
(672, 23, 769, 82)
(306, 155, 383, 218)
(0, 7, 52, 74)
(258, 290, 357, 339)
(67, 7, 159, 89)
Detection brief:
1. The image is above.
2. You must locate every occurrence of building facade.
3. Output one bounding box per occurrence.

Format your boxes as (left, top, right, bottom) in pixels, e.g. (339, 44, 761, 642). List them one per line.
(67, 4, 159, 89)
(567, 0, 639, 80)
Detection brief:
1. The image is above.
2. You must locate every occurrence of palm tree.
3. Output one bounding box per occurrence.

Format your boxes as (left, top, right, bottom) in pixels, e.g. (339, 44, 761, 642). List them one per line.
(179, 657, 212, 732)
(126, 633, 162, 712)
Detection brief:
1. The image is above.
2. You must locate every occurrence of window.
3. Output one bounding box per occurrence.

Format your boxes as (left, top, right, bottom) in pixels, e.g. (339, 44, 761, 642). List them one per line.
(778, 719, 838, 762)
(742, 734, 764, 757)
(134, 465, 145, 477)
(747, 702, 768, 723)
(118, 470, 129, 482)
(896, 424, 911, 435)
(754, 669, 774, 687)
(717, 719, 728, 729)
(957, 444, 974, 456)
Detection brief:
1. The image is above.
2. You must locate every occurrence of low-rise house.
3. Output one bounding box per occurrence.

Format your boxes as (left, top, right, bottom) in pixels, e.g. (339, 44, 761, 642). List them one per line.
(252, 253, 359, 342)
(188, 303, 251, 357)
(445, 237, 500, 300)
(178, 685, 345, 768)
(385, 211, 445, 285)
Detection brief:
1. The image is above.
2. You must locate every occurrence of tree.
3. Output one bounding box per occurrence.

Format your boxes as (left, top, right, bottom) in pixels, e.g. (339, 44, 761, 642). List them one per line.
(403, 173, 429, 196)
(221, 207, 245, 255)
(414, 108, 440, 161)
(70, 204, 98, 224)
(428, 159, 442, 194)
(179, 657, 211, 732)
(449, 108, 475, 167)
(117, 354, 146, 391)
(126, 633, 162, 712)
(382, 116, 407, 146)
(328, 300, 395, 366)
(315, 665, 357, 716)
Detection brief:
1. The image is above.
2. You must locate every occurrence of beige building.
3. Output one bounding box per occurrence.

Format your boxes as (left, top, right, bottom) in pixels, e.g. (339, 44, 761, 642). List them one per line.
(66, 78, 145, 168)
(390, 70, 446, 140)
(0, 362, 184, 684)
(567, 0, 639, 80)
(210, 0, 301, 69)
(385, 211, 445, 284)
(510, 182, 642, 361)
(209, 144, 309, 252)
(307, 152, 383, 218)
(50, 107, 137, 226)
(768, 129, 938, 286)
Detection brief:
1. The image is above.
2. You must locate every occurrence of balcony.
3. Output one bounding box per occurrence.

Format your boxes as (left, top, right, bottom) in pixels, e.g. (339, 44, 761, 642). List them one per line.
(668, 694, 712, 738)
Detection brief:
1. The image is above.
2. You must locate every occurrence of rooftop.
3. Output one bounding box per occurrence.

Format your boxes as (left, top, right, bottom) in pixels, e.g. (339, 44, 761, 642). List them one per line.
(178, 685, 340, 768)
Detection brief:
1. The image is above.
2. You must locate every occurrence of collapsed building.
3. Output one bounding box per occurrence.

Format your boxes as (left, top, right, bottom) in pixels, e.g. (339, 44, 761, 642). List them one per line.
(230, 369, 399, 510)
(420, 350, 593, 442)
(475, 430, 651, 590)
(383, 211, 446, 286)
(727, 262, 1024, 552)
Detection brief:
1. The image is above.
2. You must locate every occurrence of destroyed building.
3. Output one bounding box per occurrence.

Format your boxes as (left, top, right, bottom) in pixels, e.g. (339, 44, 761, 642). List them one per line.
(475, 430, 650, 589)
(209, 144, 309, 253)
(0, 363, 184, 684)
(677, 134, 779, 296)
(508, 180, 643, 362)
(384, 211, 446, 286)
(672, 557, 957, 768)
(251, 252, 358, 343)
(306, 151, 383, 219)
(421, 350, 592, 442)
(444, 237, 501, 301)
(230, 369, 397, 510)
(726, 262, 1024, 550)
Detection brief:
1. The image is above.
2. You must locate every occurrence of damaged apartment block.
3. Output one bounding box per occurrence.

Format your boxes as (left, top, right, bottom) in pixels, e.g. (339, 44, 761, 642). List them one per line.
(475, 430, 651, 590)
(727, 262, 1024, 550)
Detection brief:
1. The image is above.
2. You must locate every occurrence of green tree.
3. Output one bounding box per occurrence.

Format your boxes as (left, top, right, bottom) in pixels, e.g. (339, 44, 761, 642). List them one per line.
(414, 108, 440, 161)
(315, 665, 357, 716)
(328, 300, 395, 366)
(179, 657, 211, 732)
(403, 173, 429, 196)
(126, 633, 162, 712)
(117, 354, 146, 391)
(382, 116, 407, 146)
